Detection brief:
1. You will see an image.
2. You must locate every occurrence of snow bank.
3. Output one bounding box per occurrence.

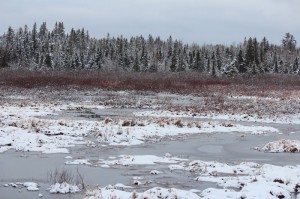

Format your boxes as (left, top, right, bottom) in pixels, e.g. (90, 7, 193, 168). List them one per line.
(0, 103, 94, 153)
(0, 127, 83, 153)
(200, 180, 293, 199)
(0, 136, 12, 146)
(84, 187, 201, 199)
(23, 182, 39, 191)
(150, 170, 163, 175)
(135, 110, 300, 124)
(99, 155, 187, 166)
(3, 182, 39, 191)
(65, 159, 91, 165)
(169, 159, 300, 199)
(261, 139, 300, 153)
(112, 183, 133, 189)
(176, 160, 259, 175)
(49, 182, 80, 194)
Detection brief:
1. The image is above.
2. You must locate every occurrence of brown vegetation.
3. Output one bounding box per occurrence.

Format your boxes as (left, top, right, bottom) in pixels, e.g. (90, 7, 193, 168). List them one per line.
(0, 68, 299, 118)
(0, 68, 231, 92)
(1, 68, 299, 118)
(1, 68, 299, 95)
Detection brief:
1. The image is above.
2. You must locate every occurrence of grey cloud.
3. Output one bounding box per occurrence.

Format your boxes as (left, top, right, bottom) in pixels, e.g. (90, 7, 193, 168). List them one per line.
(0, 0, 299, 45)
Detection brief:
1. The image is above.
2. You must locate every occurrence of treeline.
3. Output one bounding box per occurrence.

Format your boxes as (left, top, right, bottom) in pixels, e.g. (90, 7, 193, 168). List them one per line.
(0, 22, 299, 75)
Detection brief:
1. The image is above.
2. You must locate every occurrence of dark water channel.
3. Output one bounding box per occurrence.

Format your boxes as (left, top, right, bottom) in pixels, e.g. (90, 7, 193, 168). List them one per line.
(1, 108, 300, 199)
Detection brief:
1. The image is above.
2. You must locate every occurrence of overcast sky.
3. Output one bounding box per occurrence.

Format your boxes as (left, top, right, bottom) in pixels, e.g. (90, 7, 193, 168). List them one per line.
(1, 0, 299, 45)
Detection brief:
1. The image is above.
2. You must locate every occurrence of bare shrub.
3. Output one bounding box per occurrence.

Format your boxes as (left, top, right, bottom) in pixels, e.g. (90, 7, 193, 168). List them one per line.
(137, 122, 145, 126)
(196, 123, 202, 128)
(104, 117, 113, 124)
(221, 122, 234, 127)
(273, 179, 284, 184)
(47, 167, 85, 189)
(76, 167, 85, 190)
(48, 168, 74, 184)
(174, 120, 183, 128)
(122, 120, 131, 127)
(294, 183, 300, 193)
(131, 191, 138, 199)
(122, 119, 136, 127)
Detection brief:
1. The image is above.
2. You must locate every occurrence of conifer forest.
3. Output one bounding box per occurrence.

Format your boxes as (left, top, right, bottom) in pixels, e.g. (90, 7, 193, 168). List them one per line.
(0, 22, 299, 75)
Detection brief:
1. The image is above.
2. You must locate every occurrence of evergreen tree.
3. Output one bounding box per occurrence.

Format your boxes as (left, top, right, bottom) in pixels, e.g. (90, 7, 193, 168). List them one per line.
(211, 52, 216, 76)
(253, 38, 259, 65)
(140, 45, 148, 71)
(292, 57, 299, 74)
(44, 53, 52, 68)
(216, 46, 222, 70)
(274, 58, 279, 73)
(170, 50, 177, 72)
(39, 22, 48, 39)
(245, 38, 254, 66)
(245, 38, 259, 74)
(94, 48, 104, 69)
(282, 33, 297, 52)
(194, 50, 202, 71)
(237, 49, 246, 73)
(0, 46, 9, 67)
(31, 23, 38, 56)
(133, 51, 140, 72)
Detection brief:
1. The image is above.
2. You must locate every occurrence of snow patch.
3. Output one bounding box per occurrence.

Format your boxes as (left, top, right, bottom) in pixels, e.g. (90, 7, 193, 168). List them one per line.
(49, 183, 80, 194)
(23, 182, 39, 191)
(84, 187, 201, 199)
(135, 110, 300, 124)
(99, 155, 187, 166)
(261, 139, 300, 153)
(168, 159, 300, 199)
(65, 159, 92, 165)
(150, 170, 163, 175)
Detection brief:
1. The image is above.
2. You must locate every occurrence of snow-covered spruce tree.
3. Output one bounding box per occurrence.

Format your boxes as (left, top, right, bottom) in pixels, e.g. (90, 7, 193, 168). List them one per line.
(215, 46, 223, 71)
(237, 49, 246, 73)
(293, 57, 299, 74)
(0, 46, 9, 67)
(245, 38, 259, 74)
(0, 22, 299, 75)
(282, 33, 297, 53)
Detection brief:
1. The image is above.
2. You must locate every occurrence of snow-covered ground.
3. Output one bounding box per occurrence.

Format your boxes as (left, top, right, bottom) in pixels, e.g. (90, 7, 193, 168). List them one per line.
(1, 90, 299, 199)
(134, 109, 300, 124)
(48, 183, 80, 194)
(0, 102, 280, 153)
(99, 154, 188, 167)
(84, 187, 201, 199)
(188, 160, 300, 199)
(3, 182, 39, 191)
(84, 155, 300, 199)
(261, 139, 300, 153)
